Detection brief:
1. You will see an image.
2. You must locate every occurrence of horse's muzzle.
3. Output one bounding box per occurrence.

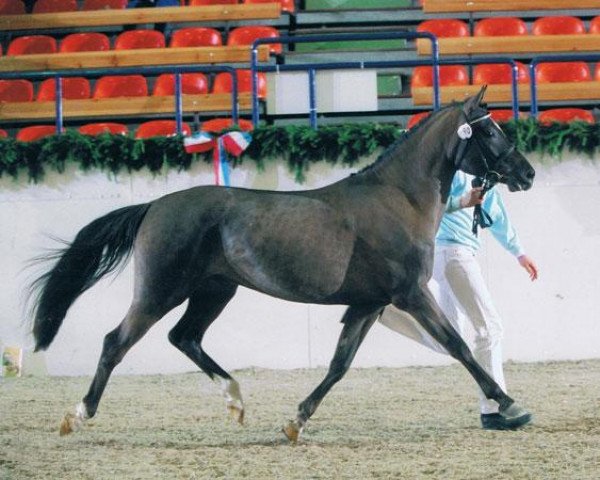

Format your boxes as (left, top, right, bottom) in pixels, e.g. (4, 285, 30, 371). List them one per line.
(507, 165, 535, 192)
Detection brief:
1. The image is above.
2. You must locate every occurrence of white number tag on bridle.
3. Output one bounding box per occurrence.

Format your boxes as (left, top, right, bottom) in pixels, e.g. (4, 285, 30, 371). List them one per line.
(457, 123, 472, 139)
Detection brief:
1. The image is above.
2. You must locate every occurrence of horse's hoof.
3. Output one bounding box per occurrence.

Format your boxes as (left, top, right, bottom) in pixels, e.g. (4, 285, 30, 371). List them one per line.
(282, 420, 302, 443)
(59, 413, 77, 436)
(227, 405, 244, 425)
(495, 402, 532, 429)
(500, 402, 530, 420)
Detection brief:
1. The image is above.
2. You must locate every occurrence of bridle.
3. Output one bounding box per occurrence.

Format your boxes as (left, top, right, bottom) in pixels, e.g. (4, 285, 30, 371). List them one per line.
(455, 112, 516, 235)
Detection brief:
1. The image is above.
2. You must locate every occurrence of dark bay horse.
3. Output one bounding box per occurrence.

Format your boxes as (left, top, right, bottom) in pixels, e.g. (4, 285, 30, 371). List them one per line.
(30, 87, 535, 441)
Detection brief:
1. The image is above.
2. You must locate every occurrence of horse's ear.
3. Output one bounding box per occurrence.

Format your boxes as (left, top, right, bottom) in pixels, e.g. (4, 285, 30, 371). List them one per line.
(463, 85, 487, 116)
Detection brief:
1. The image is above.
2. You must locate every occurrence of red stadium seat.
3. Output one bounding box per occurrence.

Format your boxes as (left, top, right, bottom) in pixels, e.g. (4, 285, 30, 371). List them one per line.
(60, 33, 111, 53)
(115, 30, 166, 50)
(473, 62, 529, 85)
(227, 26, 281, 55)
(189, 0, 238, 4)
(595, 64, 600, 82)
(0, 79, 34, 102)
(532, 16, 586, 35)
(212, 70, 267, 99)
(0, 128, 8, 138)
(416, 19, 469, 38)
(16, 125, 60, 142)
(489, 109, 525, 122)
(169, 27, 222, 48)
(33, 0, 78, 13)
(0, 0, 26, 14)
(82, 0, 128, 10)
(535, 62, 591, 83)
(7, 35, 57, 56)
(243, 0, 296, 14)
(135, 120, 191, 139)
(93, 75, 148, 98)
(406, 112, 430, 130)
(200, 118, 254, 132)
(79, 122, 129, 135)
(474, 17, 528, 36)
(538, 108, 595, 125)
(152, 73, 209, 96)
(411, 65, 469, 88)
(37, 78, 91, 101)
(590, 16, 600, 34)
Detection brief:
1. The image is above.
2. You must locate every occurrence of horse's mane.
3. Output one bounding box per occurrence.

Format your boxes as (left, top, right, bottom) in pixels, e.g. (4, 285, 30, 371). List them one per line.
(356, 102, 459, 176)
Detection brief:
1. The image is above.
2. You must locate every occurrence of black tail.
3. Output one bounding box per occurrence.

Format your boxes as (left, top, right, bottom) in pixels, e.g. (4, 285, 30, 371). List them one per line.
(30, 203, 152, 351)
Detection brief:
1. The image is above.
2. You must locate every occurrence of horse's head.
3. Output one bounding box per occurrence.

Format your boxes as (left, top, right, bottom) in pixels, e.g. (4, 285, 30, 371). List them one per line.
(454, 86, 535, 192)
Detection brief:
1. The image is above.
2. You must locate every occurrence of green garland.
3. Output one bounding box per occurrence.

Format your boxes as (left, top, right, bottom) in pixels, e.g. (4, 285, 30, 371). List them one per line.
(1, 120, 599, 184)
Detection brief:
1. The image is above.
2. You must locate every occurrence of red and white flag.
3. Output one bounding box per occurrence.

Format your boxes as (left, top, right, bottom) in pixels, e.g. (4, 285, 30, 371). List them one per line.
(183, 131, 215, 154)
(221, 131, 252, 157)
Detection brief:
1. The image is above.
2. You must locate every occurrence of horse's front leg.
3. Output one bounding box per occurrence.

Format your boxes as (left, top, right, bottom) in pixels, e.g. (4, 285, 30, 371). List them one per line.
(393, 287, 528, 422)
(283, 304, 382, 443)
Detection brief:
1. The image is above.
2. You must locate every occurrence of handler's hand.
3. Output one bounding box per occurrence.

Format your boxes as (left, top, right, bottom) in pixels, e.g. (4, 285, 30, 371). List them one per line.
(518, 255, 538, 281)
(460, 187, 485, 208)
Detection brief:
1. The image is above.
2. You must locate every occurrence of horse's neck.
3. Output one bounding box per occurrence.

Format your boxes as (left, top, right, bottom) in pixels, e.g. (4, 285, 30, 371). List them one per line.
(370, 115, 458, 213)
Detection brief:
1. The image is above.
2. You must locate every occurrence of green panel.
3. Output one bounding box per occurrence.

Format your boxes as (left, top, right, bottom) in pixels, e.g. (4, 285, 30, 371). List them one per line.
(295, 39, 407, 52)
(306, 0, 411, 9)
(377, 74, 402, 96)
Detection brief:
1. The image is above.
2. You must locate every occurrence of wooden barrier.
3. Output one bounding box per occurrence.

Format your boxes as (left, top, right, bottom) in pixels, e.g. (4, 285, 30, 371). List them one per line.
(0, 3, 281, 32)
(422, 0, 600, 13)
(411, 82, 600, 105)
(0, 46, 271, 73)
(0, 93, 253, 122)
(417, 34, 600, 56)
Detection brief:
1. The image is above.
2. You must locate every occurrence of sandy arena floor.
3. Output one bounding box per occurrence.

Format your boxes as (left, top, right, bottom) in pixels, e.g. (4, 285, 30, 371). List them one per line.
(1, 359, 599, 479)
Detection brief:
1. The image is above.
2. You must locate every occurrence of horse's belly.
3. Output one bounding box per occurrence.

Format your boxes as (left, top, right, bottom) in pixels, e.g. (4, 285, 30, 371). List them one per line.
(220, 196, 355, 302)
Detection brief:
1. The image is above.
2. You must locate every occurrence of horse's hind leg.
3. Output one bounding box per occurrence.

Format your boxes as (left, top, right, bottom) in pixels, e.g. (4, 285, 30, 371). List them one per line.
(283, 304, 382, 442)
(394, 288, 528, 422)
(60, 304, 165, 436)
(167, 284, 244, 424)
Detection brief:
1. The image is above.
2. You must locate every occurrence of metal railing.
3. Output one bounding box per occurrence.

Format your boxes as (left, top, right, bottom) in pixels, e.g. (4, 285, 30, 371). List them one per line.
(249, 32, 521, 128)
(2, 35, 595, 134)
(529, 53, 600, 117)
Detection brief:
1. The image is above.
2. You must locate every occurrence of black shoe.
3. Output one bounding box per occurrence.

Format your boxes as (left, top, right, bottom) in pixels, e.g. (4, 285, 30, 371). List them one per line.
(481, 411, 532, 430)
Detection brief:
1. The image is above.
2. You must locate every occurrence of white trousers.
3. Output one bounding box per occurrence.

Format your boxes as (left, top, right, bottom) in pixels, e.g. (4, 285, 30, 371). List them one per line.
(379, 245, 506, 414)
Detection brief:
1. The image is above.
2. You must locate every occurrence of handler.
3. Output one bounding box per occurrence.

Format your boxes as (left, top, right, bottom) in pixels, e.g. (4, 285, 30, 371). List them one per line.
(379, 170, 538, 430)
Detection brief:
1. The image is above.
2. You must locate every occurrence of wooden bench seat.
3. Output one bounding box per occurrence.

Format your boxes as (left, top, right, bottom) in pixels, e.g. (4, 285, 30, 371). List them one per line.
(0, 93, 252, 122)
(422, 0, 600, 13)
(0, 45, 271, 73)
(411, 82, 600, 106)
(417, 34, 600, 56)
(0, 3, 281, 32)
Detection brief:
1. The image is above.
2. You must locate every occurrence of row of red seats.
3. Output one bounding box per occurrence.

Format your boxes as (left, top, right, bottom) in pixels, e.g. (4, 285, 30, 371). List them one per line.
(1, 105, 593, 143)
(408, 108, 596, 129)
(0, 26, 282, 56)
(0, 117, 254, 142)
(411, 62, 600, 89)
(0, 0, 294, 15)
(417, 16, 600, 38)
(0, 70, 267, 102)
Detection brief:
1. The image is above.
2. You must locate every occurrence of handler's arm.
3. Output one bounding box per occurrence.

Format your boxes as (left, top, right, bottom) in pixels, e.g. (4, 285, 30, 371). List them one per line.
(485, 190, 539, 281)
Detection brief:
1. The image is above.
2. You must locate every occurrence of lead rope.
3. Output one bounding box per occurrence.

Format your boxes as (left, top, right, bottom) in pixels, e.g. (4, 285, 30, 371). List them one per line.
(471, 176, 494, 236)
